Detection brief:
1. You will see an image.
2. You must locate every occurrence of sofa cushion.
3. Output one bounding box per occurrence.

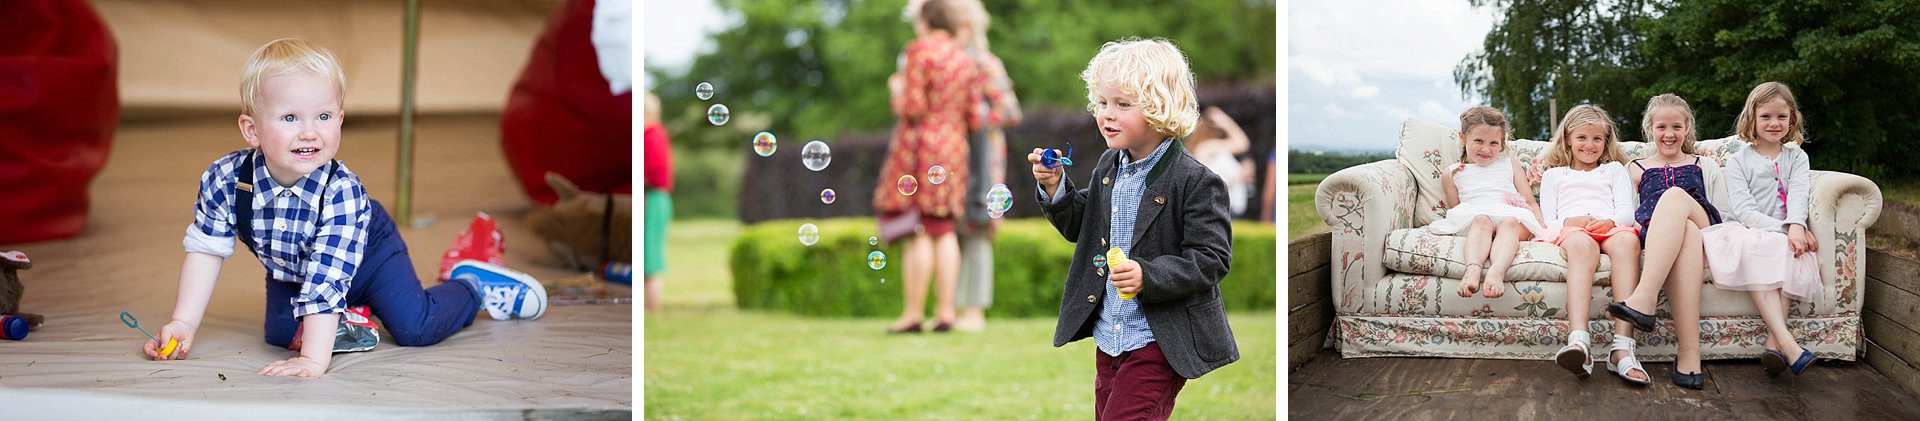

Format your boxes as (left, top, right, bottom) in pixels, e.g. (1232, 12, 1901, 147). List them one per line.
(1380, 228, 1609, 282)
(1393, 118, 1463, 227)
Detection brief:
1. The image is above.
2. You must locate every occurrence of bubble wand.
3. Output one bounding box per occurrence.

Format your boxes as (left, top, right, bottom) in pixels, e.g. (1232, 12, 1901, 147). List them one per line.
(121, 311, 179, 358)
(1041, 140, 1075, 169)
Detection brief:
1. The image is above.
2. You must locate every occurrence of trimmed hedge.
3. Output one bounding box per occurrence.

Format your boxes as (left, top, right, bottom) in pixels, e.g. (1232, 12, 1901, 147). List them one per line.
(730, 218, 1276, 317)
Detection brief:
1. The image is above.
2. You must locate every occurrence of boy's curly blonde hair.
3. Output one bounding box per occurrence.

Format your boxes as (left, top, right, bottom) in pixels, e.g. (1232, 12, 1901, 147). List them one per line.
(1079, 38, 1198, 139)
(239, 38, 345, 115)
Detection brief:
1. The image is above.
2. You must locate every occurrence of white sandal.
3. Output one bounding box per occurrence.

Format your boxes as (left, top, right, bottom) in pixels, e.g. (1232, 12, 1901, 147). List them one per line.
(1607, 336, 1652, 385)
(1555, 330, 1593, 379)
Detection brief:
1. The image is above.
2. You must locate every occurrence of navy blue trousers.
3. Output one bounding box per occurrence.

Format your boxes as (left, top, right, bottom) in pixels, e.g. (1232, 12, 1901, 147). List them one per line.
(262, 201, 480, 348)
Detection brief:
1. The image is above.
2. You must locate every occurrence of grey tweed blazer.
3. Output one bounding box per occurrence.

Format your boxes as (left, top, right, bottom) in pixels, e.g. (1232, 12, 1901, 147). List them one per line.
(1037, 139, 1238, 379)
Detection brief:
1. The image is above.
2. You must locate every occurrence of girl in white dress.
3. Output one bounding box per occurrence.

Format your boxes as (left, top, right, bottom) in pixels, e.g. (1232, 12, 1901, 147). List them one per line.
(1536, 104, 1648, 384)
(1428, 106, 1545, 299)
(1702, 82, 1822, 376)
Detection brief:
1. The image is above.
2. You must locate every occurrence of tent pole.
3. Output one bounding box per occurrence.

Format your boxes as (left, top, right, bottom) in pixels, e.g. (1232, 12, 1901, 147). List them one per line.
(396, 0, 421, 224)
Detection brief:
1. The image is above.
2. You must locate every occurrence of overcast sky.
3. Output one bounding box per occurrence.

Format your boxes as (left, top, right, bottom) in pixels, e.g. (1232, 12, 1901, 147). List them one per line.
(642, 0, 732, 90)
(1287, 1, 1495, 152)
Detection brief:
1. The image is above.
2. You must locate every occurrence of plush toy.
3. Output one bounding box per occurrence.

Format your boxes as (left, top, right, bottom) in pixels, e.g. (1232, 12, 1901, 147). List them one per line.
(528, 173, 632, 272)
(1, 250, 45, 328)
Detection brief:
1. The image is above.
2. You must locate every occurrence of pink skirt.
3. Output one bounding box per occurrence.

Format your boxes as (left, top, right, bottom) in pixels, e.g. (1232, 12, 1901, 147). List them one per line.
(1539, 225, 1638, 246)
(1700, 223, 1820, 301)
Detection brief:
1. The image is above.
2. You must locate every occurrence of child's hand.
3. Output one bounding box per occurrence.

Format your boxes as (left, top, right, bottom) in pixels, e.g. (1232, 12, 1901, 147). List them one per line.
(1788, 224, 1816, 256)
(145, 320, 195, 361)
(1584, 219, 1615, 233)
(1109, 259, 1143, 296)
(259, 356, 328, 378)
(1029, 148, 1063, 192)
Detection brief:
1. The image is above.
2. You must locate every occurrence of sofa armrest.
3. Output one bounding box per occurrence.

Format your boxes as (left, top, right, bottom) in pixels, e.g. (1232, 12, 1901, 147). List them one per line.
(1808, 170, 1881, 313)
(1314, 160, 1417, 313)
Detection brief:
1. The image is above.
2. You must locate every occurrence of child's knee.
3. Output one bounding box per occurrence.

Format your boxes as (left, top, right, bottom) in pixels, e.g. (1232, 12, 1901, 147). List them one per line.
(1470, 215, 1494, 229)
(1562, 234, 1597, 253)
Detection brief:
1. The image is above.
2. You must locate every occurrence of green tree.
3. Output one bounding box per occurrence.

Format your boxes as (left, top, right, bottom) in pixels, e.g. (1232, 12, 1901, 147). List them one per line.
(1460, 0, 1920, 179)
(1636, 0, 1920, 179)
(1455, 0, 1652, 141)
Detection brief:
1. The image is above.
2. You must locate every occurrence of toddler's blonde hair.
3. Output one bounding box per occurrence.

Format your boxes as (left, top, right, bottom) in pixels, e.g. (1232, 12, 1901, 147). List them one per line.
(1080, 38, 1198, 139)
(1457, 106, 1512, 160)
(1641, 93, 1699, 155)
(1735, 81, 1808, 145)
(1545, 104, 1626, 168)
(240, 38, 345, 116)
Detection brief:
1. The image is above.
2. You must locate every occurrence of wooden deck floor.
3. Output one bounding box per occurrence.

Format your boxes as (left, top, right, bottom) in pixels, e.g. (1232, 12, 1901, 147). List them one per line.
(1289, 349, 1920, 419)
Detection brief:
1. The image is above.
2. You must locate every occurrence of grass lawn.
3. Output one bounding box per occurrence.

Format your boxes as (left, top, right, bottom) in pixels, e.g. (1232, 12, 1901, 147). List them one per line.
(644, 218, 1277, 419)
(1286, 173, 1328, 185)
(1287, 183, 1325, 241)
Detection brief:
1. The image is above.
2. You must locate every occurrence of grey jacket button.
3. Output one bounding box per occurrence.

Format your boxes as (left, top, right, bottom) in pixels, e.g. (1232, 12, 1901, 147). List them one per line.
(1087, 294, 1097, 303)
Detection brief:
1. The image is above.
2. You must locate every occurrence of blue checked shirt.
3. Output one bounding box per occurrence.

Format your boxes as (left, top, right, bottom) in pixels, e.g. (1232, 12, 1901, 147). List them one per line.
(183, 149, 371, 318)
(1041, 139, 1173, 356)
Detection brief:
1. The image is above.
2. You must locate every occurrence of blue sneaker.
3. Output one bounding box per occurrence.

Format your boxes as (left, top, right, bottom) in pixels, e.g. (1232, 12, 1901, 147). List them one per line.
(450, 260, 547, 320)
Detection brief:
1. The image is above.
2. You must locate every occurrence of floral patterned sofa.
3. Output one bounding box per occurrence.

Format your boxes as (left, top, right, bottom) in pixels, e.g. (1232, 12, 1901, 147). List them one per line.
(1313, 118, 1883, 361)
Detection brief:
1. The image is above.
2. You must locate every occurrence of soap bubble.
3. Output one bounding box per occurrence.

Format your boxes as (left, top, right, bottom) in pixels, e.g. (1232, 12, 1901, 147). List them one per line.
(868, 251, 887, 270)
(1093, 254, 1107, 268)
(802, 140, 831, 171)
(868, 236, 879, 246)
(988, 210, 1003, 219)
(708, 104, 730, 126)
(695, 82, 714, 100)
(753, 132, 777, 157)
(820, 189, 837, 204)
(927, 165, 947, 185)
(986, 183, 1013, 214)
(798, 223, 819, 246)
(897, 175, 918, 196)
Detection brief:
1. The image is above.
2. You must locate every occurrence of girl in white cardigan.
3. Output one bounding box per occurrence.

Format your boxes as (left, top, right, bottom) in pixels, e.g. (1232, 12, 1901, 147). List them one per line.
(1538, 104, 1647, 384)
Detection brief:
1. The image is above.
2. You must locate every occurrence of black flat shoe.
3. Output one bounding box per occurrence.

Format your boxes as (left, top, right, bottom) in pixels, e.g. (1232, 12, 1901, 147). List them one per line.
(931, 321, 953, 333)
(1673, 370, 1704, 390)
(1762, 349, 1789, 376)
(1607, 301, 1657, 332)
(887, 322, 923, 334)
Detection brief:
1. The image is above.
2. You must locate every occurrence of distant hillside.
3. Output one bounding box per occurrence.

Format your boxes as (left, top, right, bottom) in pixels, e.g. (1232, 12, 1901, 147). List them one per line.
(1288, 149, 1393, 174)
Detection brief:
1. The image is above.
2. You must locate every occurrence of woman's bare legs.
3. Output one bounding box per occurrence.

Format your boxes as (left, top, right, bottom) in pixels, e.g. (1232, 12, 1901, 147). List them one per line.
(1459, 216, 1495, 297)
(892, 232, 936, 330)
(931, 232, 960, 325)
(1482, 217, 1531, 299)
(1604, 233, 1647, 382)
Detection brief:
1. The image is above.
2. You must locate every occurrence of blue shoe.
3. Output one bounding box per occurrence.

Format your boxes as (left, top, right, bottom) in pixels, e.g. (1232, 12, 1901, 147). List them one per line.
(1761, 349, 1788, 376)
(1789, 349, 1818, 376)
(451, 260, 548, 321)
(1672, 370, 1704, 390)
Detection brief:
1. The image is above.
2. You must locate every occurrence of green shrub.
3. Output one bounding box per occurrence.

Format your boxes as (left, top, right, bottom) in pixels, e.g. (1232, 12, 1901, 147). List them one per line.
(730, 218, 1276, 317)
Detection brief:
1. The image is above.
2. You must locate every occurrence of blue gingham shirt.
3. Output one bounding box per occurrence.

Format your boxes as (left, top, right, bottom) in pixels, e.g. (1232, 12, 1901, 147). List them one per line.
(1042, 139, 1172, 356)
(183, 149, 371, 318)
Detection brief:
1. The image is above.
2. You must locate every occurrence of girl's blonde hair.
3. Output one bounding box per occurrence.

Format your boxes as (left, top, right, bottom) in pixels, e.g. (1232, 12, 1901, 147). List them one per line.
(1544, 104, 1627, 168)
(1735, 81, 1809, 145)
(1457, 106, 1512, 160)
(1640, 93, 1698, 155)
(1080, 38, 1198, 139)
(240, 38, 345, 116)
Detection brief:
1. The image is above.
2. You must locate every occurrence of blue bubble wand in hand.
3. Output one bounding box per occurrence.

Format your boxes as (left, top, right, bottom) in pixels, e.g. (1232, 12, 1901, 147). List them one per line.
(1041, 140, 1075, 169)
(121, 311, 179, 358)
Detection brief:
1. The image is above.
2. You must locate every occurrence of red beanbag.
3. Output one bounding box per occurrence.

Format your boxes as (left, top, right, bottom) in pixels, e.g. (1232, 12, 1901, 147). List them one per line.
(0, 0, 118, 244)
(501, 0, 633, 205)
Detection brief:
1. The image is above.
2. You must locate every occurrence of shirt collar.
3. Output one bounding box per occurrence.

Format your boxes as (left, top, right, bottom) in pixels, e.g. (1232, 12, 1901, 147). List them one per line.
(250, 150, 331, 209)
(1119, 138, 1174, 175)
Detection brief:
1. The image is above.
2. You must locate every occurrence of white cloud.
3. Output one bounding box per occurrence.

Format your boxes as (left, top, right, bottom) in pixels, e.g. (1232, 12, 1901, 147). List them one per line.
(1418, 101, 1455, 124)
(1350, 85, 1380, 98)
(1322, 103, 1356, 119)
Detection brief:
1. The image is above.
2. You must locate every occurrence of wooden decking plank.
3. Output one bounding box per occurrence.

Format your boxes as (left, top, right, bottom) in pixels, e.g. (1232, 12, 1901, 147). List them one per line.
(1287, 265, 1331, 309)
(1287, 232, 1331, 278)
(1288, 349, 1920, 418)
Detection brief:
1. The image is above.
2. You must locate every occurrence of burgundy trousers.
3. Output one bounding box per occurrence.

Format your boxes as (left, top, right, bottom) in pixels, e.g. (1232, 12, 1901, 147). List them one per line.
(1094, 342, 1187, 420)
